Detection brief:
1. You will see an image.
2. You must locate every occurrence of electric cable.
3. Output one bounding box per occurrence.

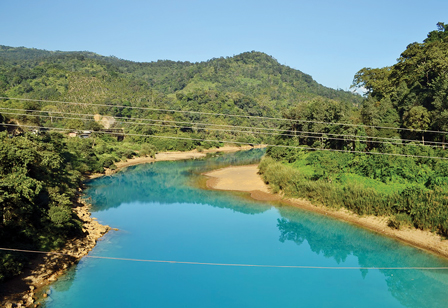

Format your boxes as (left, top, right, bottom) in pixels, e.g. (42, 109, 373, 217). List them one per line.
(2, 123, 447, 160)
(2, 96, 448, 135)
(1, 108, 446, 147)
(0, 248, 446, 270)
(3, 111, 445, 149)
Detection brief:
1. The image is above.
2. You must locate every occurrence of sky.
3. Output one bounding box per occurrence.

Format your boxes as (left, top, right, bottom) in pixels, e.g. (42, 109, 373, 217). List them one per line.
(1, 0, 447, 91)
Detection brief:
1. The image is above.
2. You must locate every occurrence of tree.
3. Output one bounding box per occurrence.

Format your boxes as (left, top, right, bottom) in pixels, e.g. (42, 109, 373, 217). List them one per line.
(352, 67, 392, 100)
(352, 23, 448, 144)
(403, 106, 430, 143)
(65, 119, 84, 130)
(424, 22, 448, 43)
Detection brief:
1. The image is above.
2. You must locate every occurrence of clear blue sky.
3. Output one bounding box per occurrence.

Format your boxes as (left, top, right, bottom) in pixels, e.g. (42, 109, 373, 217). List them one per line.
(1, 0, 447, 91)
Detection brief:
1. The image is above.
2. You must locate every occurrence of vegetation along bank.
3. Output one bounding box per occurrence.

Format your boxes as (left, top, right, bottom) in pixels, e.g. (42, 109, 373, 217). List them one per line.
(259, 23, 448, 242)
(0, 21, 447, 306)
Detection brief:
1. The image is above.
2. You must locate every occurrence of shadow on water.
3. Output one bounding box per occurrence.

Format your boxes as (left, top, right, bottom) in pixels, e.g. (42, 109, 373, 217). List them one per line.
(276, 206, 448, 308)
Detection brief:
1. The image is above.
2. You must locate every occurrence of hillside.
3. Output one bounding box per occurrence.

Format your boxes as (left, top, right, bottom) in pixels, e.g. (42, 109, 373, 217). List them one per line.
(0, 46, 361, 110)
(0, 46, 362, 148)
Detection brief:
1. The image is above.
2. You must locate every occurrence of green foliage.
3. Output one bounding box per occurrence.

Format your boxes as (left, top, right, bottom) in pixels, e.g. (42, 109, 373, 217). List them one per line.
(0, 132, 88, 282)
(424, 22, 448, 43)
(388, 213, 414, 229)
(48, 205, 73, 226)
(352, 22, 448, 141)
(263, 23, 448, 238)
(0, 45, 362, 148)
(260, 150, 448, 237)
(258, 156, 303, 194)
(139, 143, 157, 158)
(0, 252, 27, 281)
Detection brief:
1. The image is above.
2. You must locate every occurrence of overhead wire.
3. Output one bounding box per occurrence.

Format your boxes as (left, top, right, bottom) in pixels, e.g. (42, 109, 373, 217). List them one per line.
(1, 111, 446, 149)
(2, 123, 447, 160)
(0, 248, 447, 270)
(2, 96, 448, 135)
(1, 107, 447, 147)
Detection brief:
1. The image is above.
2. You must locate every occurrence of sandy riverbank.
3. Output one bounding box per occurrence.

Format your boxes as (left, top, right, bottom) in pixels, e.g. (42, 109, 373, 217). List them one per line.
(1, 145, 264, 307)
(89, 145, 265, 178)
(204, 164, 448, 260)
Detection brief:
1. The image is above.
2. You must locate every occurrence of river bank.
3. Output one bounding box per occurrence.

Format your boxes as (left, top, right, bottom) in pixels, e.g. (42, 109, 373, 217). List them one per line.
(204, 164, 448, 260)
(88, 145, 265, 179)
(1, 145, 263, 307)
(0, 199, 111, 307)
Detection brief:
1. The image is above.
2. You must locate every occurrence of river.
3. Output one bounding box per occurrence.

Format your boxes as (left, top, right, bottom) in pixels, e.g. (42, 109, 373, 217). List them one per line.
(42, 149, 448, 308)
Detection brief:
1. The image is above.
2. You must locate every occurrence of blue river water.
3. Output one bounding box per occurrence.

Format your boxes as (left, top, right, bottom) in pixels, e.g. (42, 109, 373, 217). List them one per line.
(43, 150, 448, 308)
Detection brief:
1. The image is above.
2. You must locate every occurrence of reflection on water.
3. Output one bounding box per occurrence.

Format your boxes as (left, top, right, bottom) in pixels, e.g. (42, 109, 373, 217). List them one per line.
(277, 207, 448, 308)
(44, 149, 448, 308)
(86, 148, 269, 214)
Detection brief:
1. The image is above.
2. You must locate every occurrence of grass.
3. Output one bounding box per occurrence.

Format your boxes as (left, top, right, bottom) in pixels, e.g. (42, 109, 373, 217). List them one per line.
(337, 173, 414, 195)
(259, 154, 448, 237)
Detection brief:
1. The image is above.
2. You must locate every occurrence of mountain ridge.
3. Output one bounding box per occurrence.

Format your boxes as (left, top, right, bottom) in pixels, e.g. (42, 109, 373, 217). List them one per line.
(0, 45, 361, 105)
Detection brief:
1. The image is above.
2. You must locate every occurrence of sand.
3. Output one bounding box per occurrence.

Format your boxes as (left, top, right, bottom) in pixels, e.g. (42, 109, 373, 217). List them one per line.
(1, 145, 264, 306)
(204, 164, 448, 260)
(90, 145, 265, 178)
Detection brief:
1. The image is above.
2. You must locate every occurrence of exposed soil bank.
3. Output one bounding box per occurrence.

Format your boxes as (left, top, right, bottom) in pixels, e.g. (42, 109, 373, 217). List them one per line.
(204, 164, 448, 260)
(0, 199, 111, 307)
(1, 145, 264, 307)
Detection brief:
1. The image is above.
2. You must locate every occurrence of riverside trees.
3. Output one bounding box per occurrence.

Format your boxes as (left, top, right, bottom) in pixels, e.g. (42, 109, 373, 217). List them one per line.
(352, 23, 448, 140)
(261, 23, 448, 236)
(0, 132, 84, 281)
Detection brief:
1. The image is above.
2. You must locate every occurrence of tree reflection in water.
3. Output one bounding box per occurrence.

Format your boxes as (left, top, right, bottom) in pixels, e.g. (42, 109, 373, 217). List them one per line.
(277, 207, 448, 308)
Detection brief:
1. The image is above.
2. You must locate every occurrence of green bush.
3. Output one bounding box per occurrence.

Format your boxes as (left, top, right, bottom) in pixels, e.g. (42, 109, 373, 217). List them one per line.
(388, 213, 414, 230)
(259, 153, 448, 237)
(139, 143, 157, 158)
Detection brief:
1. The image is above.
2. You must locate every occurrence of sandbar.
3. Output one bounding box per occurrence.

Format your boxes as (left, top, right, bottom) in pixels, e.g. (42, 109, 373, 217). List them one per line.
(204, 164, 448, 260)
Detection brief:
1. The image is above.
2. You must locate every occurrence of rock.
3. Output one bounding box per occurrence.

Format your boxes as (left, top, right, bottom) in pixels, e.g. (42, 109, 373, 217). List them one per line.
(4, 302, 13, 308)
(29, 286, 35, 291)
(27, 296, 34, 305)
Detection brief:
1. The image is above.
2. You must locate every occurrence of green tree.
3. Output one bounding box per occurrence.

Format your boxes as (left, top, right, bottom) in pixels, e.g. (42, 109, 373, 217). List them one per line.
(424, 22, 448, 43)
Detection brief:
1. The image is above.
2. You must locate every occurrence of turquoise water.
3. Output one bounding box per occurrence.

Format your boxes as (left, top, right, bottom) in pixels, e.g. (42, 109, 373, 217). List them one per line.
(44, 150, 448, 308)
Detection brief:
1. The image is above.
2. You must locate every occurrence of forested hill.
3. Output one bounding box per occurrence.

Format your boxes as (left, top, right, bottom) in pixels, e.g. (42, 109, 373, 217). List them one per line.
(0, 46, 361, 111)
(0, 46, 361, 285)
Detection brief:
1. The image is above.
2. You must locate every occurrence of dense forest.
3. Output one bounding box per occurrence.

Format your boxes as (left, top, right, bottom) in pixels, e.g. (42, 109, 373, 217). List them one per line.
(1, 23, 447, 285)
(0, 45, 361, 282)
(0, 47, 361, 150)
(260, 23, 448, 236)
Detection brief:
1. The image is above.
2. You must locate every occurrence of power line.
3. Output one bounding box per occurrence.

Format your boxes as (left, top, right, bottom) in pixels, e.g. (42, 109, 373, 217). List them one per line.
(1, 108, 446, 148)
(0, 108, 447, 148)
(2, 96, 448, 135)
(2, 123, 447, 160)
(0, 248, 446, 270)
